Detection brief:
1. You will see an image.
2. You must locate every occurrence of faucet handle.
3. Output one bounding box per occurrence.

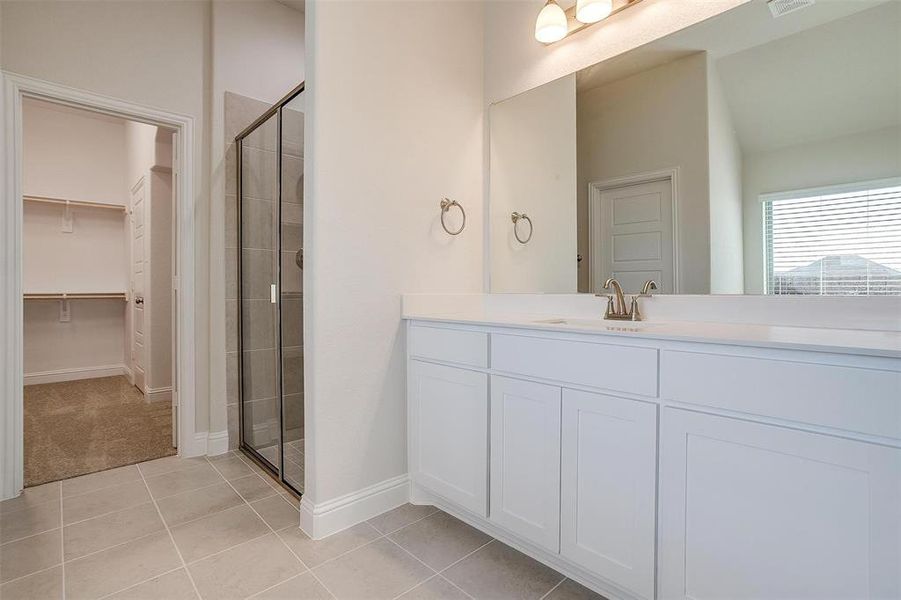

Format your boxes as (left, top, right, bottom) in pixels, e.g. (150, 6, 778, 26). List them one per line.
(630, 295, 642, 321)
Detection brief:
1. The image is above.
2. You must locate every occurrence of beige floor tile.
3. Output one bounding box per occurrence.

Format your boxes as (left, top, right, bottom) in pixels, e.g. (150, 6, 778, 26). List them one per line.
(65, 531, 181, 600)
(170, 504, 269, 563)
(276, 522, 381, 569)
(396, 575, 470, 600)
(253, 572, 332, 600)
(209, 456, 254, 481)
(544, 579, 609, 600)
(188, 533, 304, 600)
(0, 529, 62, 583)
(251, 495, 299, 530)
(63, 479, 151, 524)
(138, 455, 209, 479)
(62, 465, 141, 498)
(0, 497, 60, 543)
(0, 482, 60, 515)
(0, 565, 63, 600)
(156, 482, 244, 527)
(108, 568, 199, 600)
(144, 463, 223, 500)
(442, 541, 564, 600)
(390, 512, 492, 571)
(313, 538, 433, 600)
(63, 502, 164, 560)
(367, 503, 437, 534)
(230, 475, 279, 502)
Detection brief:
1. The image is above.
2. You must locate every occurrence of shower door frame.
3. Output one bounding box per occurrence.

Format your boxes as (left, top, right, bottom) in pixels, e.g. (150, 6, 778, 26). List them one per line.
(235, 82, 305, 497)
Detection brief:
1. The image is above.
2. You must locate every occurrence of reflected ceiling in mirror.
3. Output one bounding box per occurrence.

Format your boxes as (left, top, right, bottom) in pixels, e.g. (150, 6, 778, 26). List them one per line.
(488, 0, 900, 296)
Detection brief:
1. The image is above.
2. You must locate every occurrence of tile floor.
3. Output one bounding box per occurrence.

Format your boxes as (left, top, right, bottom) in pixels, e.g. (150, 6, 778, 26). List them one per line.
(1, 452, 605, 600)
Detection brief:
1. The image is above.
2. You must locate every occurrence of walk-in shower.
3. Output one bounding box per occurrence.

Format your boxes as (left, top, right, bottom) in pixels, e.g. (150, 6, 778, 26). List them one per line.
(235, 83, 304, 496)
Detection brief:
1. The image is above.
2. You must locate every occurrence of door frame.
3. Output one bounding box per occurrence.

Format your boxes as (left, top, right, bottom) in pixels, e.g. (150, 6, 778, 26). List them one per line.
(1, 71, 198, 500)
(587, 167, 681, 294)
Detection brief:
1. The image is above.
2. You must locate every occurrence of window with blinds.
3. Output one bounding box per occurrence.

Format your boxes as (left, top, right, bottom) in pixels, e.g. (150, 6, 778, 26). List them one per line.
(763, 179, 901, 296)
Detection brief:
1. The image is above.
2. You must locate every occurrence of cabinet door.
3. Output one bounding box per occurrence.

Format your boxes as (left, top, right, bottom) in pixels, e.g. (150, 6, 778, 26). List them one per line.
(409, 360, 488, 516)
(560, 390, 657, 600)
(490, 376, 561, 552)
(659, 408, 901, 600)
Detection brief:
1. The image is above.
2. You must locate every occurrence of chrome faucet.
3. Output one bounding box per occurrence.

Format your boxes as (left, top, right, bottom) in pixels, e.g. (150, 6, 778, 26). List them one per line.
(596, 278, 657, 321)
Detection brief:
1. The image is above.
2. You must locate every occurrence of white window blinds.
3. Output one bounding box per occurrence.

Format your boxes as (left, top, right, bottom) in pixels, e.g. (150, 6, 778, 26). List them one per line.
(763, 179, 901, 296)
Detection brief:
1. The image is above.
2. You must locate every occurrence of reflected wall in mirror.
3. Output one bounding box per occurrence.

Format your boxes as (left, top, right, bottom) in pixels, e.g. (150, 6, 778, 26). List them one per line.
(489, 0, 901, 295)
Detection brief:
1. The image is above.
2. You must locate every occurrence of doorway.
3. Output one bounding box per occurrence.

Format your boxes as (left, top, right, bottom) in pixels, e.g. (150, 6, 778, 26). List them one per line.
(236, 83, 305, 496)
(1, 73, 197, 501)
(20, 98, 177, 486)
(588, 170, 679, 294)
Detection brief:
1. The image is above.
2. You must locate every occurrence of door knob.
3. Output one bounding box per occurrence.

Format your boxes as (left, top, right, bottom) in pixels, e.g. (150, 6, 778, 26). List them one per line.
(135, 297, 144, 305)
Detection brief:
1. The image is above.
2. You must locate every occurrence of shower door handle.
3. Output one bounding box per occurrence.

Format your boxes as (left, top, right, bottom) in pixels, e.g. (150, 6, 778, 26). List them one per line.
(295, 248, 303, 270)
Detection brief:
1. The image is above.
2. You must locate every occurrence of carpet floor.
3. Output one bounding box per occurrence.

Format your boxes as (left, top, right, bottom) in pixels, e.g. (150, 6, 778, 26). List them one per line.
(24, 376, 175, 487)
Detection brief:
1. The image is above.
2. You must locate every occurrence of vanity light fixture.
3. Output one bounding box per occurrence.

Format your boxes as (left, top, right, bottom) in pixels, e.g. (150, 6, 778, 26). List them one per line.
(535, 0, 568, 44)
(535, 0, 643, 45)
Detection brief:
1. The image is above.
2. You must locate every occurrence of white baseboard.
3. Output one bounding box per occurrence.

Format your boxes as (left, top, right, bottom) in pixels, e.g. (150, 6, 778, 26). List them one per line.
(184, 430, 230, 458)
(300, 474, 409, 540)
(145, 386, 173, 403)
(24, 364, 129, 386)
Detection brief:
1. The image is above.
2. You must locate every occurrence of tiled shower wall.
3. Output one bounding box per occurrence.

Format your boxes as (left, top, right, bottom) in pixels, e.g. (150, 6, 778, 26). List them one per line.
(224, 92, 304, 455)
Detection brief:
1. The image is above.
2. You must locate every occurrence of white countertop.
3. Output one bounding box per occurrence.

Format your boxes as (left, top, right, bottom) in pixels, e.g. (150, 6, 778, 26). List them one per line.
(403, 308, 901, 359)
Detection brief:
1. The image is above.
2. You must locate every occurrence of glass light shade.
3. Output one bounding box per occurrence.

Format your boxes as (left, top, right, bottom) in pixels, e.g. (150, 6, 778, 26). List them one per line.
(576, 0, 613, 23)
(535, 0, 568, 44)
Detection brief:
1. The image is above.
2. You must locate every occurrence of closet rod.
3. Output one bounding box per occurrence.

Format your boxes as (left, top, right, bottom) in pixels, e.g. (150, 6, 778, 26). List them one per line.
(23, 195, 128, 212)
(24, 292, 128, 300)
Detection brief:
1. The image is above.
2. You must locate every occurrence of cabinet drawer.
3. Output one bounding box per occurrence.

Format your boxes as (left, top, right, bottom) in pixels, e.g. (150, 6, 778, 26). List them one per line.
(660, 350, 901, 440)
(491, 333, 658, 397)
(409, 324, 488, 368)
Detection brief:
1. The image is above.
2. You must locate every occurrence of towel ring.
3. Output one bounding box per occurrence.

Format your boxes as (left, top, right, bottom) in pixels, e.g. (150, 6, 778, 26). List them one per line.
(511, 212, 533, 244)
(440, 198, 466, 236)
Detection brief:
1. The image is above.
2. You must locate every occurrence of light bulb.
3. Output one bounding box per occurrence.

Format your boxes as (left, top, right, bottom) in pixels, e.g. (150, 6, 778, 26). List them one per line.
(576, 0, 613, 23)
(535, 0, 568, 44)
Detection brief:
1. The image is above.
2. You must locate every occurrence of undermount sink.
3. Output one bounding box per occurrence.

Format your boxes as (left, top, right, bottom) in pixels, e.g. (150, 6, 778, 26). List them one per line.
(531, 318, 654, 332)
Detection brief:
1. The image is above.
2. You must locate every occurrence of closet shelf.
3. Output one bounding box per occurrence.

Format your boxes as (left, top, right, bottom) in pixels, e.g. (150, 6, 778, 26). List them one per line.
(24, 195, 128, 213)
(24, 292, 128, 301)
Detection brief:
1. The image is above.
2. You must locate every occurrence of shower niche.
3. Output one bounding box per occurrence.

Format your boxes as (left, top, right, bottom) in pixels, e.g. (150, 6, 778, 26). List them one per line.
(236, 84, 305, 495)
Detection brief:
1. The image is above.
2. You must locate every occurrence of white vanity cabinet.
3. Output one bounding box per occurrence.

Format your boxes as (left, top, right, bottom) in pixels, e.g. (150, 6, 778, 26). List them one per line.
(406, 320, 901, 600)
(489, 376, 562, 552)
(408, 360, 488, 516)
(560, 389, 658, 600)
(658, 408, 901, 600)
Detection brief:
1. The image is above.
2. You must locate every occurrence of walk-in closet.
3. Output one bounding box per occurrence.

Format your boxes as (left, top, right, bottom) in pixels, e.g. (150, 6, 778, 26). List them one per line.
(22, 98, 177, 485)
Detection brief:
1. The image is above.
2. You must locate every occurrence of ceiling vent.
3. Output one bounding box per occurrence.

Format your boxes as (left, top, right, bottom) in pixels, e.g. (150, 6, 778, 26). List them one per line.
(767, 0, 815, 18)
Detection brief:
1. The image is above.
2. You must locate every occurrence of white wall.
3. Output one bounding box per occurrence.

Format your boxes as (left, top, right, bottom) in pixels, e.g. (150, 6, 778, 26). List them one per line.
(305, 0, 484, 504)
(2, 0, 213, 432)
(210, 0, 306, 439)
(742, 125, 901, 293)
(22, 100, 130, 380)
(707, 57, 744, 294)
(490, 74, 577, 293)
(483, 0, 748, 104)
(577, 53, 710, 294)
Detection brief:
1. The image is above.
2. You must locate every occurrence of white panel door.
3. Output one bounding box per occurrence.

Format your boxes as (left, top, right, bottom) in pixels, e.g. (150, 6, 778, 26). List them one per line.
(659, 408, 901, 600)
(590, 177, 674, 294)
(490, 376, 561, 552)
(131, 179, 148, 392)
(409, 360, 488, 516)
(560, 390, 657, 600)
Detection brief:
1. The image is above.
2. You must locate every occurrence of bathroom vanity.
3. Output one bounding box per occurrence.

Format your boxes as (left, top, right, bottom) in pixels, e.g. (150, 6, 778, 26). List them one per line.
(404, 310, 901, 600)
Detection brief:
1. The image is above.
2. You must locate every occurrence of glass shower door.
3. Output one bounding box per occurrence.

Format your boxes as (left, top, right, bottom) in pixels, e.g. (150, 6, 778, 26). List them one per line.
(238, 111, 281, 474)
(280, 91, 305, 493)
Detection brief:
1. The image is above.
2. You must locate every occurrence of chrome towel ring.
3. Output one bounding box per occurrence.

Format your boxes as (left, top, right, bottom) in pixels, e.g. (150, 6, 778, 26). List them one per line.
(440, 198, 466, 235)
(511, 212, 533, 244)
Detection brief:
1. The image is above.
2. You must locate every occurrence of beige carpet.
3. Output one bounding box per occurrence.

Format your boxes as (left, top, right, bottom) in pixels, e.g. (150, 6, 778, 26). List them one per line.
(24, 376, 176, 486)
